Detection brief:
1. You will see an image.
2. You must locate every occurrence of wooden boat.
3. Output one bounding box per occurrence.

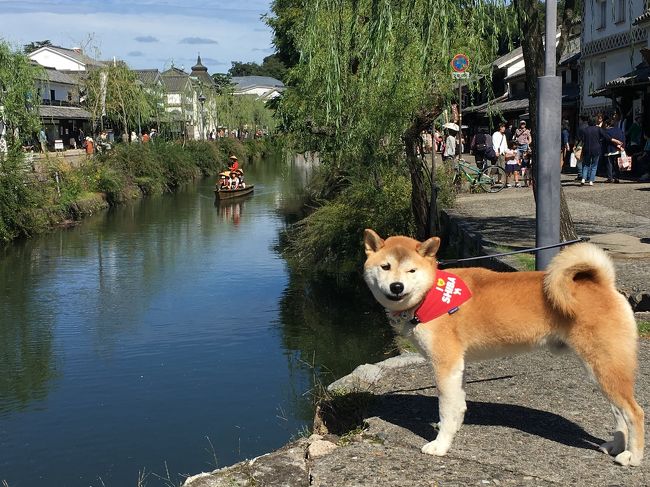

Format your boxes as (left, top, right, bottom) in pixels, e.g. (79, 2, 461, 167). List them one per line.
(214, 184, 254, 200)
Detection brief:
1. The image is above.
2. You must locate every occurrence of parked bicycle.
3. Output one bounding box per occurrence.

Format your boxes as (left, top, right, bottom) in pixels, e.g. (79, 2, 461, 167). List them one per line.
(452, 159, 506, 193)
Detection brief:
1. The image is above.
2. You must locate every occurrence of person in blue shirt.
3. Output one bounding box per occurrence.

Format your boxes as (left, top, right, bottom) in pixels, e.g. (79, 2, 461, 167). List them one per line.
(576, 117, 623, 186)
(605, 118, 625, 183)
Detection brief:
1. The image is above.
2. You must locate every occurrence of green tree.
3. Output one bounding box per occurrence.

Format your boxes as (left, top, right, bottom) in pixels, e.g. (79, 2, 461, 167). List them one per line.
(84, 64, 157, 134)
(0, 41, 42, 147)
(277, 0, 511, 241)
(0, 41, 44, 241)
(211, 73, 234, 94)
(264, 0, 302, 69)
(227, 55, 287, 81)
(23, 39, 52, 54)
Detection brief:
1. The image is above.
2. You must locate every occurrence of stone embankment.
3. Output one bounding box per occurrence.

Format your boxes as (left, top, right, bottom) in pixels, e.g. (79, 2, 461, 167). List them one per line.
(184, 343, 650, 487)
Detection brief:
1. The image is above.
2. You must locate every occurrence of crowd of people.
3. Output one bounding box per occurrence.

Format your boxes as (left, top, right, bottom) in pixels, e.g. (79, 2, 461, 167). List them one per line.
(424, 109, 650, 187)
(570, 110, 650, 184)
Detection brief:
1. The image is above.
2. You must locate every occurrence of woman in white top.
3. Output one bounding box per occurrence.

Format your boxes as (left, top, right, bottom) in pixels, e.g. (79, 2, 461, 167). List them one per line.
(492, 123, 509, 170)
(443, 130, 457, 161)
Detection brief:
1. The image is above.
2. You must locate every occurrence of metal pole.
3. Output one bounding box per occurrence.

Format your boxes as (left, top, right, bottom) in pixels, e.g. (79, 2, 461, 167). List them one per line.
(457, 79, 462, 159)
(535, 0, 561, 270)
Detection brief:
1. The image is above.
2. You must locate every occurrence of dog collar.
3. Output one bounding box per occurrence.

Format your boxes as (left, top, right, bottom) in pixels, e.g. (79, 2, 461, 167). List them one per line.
(410, 270, 472, 324)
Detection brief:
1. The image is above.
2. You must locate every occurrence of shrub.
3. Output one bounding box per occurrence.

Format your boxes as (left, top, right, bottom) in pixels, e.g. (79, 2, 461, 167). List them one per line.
(282, 165, 414, 276)
(0, 151, 45, 241)
(183, 141, 223, 175)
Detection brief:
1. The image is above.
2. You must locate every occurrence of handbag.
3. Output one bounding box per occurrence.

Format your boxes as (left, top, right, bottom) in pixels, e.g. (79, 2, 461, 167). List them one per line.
(573, 145, 583, 161)
(569, 153, 577, 168)
(617, 150, 632, 171)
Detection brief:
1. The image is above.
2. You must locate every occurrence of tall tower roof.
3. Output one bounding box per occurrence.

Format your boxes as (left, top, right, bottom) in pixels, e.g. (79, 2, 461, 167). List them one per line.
(191, 54, 208, 73)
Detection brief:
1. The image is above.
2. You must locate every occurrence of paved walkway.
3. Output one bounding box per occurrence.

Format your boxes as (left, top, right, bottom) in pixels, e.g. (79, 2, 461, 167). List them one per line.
(443, 157, 650, 307)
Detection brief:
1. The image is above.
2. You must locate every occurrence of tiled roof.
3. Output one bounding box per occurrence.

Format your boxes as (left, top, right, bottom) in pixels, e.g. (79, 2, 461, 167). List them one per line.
(38, 106, 91, 120)
(36, 67, 77, 85)
(191, 70, 216, 89)
(634, 10, 650, 25)
(591, 62, 650, 97)
(133, 69, 162, 85)
(464, 94, 528, 115)
(162, 66, 189, 76)
(162, 75, 191, 93)
(231, 76, 284, 90)
(493, 47, 523, 69)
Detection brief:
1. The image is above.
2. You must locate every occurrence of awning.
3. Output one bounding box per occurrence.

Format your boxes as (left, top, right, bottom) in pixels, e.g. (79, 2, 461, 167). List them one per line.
(464, 94, 528, 115)
(591, 62, 650, 97)
(39, 105, 92, 120)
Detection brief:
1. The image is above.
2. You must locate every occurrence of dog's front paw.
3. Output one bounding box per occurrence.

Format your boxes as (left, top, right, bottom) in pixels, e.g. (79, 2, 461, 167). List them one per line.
(614, 450, 642, 467)
(421, 440, 450, 457)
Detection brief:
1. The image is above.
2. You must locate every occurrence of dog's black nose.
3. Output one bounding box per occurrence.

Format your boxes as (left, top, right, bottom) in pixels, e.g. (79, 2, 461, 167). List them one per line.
(390, 282, 404, 295)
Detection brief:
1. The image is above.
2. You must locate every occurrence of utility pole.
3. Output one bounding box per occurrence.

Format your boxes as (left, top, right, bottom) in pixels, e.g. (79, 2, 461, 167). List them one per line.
(535, 0, 561, 269)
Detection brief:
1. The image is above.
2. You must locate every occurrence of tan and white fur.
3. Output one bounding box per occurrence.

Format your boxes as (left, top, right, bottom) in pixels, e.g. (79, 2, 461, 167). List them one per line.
(363, 229, 644, 466)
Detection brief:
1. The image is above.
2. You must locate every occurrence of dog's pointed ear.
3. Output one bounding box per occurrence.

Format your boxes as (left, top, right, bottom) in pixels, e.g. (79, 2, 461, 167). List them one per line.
(364, 229, 384, 255)
(417, 236, 440, 258)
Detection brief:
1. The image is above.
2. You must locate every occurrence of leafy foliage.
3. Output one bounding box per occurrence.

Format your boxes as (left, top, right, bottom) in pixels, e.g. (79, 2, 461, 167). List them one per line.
(272, 0, 510, 275)
(227, 54, 288, 81)
(0, 41, 42, 147)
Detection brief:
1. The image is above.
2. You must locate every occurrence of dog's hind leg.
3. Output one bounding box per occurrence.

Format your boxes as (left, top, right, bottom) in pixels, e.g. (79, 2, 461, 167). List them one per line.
(571, 328, 644, 466)
(421, 357, 466, 457)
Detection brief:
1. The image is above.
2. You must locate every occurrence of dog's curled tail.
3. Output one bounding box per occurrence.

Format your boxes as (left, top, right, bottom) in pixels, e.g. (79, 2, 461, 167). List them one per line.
(543, 243, 616, 317)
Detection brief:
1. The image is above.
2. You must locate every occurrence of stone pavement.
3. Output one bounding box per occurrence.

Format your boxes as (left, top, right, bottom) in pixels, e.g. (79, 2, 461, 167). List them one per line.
(442, 163, 650, 310)
(184, 345, 650, 486)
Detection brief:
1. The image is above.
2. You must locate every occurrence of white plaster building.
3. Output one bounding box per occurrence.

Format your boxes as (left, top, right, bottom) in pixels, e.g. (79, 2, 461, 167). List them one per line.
(28, 45, 105, 72)
(581, 0, 646, 116)
(231, 76, 285, 100)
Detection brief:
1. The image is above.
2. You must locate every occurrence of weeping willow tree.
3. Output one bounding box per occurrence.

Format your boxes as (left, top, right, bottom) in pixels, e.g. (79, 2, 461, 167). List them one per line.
(276, 0, 513, 243)
(0, 41, 44, 241)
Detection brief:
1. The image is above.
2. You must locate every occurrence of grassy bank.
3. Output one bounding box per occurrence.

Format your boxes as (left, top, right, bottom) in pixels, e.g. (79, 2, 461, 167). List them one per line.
(0, 138, 278, 243)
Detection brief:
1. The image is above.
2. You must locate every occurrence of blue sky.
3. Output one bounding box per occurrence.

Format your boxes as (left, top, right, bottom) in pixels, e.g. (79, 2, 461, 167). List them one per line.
(0, 0, 275, 73)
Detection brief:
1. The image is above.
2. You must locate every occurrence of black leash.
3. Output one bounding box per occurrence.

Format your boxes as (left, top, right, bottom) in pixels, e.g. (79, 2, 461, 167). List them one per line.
(437, 238, 587, 267)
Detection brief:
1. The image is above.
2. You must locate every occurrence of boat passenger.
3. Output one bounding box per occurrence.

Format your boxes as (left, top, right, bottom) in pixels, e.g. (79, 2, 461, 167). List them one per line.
(229, 155, 239, 171)
(230, 173, 240, 190)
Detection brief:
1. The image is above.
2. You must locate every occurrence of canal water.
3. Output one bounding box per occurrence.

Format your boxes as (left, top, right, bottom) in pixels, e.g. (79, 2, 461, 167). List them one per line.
(0, 155, 394, 487)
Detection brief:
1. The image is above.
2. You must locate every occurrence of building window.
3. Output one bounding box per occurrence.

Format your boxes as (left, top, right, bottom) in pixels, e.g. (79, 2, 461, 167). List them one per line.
(50, 89, 55, 101)
(598, 61, 607, 88)
(597, 0, 607, 30)
(617, 0, 626, 23)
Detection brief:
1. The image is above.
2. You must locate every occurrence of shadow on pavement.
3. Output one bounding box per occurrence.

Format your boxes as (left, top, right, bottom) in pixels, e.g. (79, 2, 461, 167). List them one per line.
(373, 393, 605, 451)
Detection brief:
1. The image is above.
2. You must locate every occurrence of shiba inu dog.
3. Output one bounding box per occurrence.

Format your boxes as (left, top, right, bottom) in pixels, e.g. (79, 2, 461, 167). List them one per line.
(363, 229, 644, 466)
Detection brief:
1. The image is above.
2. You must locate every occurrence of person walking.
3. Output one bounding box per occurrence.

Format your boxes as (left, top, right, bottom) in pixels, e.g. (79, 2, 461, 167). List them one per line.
(443, 129, 457, 161)
(513, 120, 532, 159)
(492, 123, 508, 177)
(576, 116, 623, 186)
(605, 118, 624, 183)
(38, 128, 48, 153)
(470, 128, 492, 169)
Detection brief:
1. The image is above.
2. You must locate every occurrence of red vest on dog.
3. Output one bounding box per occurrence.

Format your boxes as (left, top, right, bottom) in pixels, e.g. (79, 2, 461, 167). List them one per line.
(412, 270, 472, 323)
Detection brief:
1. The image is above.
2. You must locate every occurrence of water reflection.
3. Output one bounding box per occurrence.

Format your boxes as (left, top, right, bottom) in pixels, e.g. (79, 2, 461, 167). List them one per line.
(214, 196, 253, 226)
(278, 272, 394, 423)
(0, 244, 58, 415)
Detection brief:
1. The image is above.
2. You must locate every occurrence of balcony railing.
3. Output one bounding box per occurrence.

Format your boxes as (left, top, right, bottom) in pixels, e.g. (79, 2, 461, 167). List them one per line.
(40, 99, 81, 107)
